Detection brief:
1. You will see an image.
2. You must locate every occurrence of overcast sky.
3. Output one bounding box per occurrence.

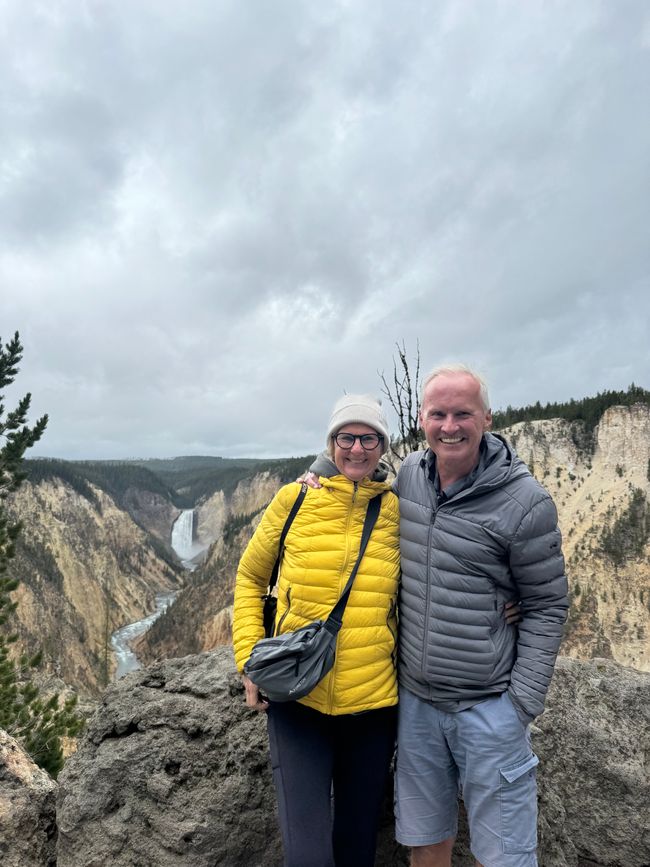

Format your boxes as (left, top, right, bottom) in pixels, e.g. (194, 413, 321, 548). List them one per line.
(1, 1, 649, 460)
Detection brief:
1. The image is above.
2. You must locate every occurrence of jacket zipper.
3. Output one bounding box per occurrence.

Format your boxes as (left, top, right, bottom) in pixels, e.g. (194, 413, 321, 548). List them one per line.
(421, 472, 445, 684)
(419, 466, 487, 683)
(422, 506, 436, 682)
(276, 587, 291, 635)
(326, 481, 358, 711)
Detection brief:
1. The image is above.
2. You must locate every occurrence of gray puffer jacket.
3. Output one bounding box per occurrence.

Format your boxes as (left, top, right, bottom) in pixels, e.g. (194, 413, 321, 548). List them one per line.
(395, 433, 568, 723)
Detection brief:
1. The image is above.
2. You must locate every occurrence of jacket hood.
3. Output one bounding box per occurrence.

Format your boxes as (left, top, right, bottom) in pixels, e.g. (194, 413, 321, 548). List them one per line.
(481, 432, 531, 485)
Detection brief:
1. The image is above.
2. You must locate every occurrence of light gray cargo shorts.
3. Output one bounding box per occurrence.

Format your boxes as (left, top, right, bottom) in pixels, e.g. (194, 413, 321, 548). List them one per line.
(395, 688, 538, 867)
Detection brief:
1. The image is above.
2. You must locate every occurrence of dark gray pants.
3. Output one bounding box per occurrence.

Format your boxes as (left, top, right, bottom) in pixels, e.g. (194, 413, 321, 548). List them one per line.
(267, 700, 397, 867)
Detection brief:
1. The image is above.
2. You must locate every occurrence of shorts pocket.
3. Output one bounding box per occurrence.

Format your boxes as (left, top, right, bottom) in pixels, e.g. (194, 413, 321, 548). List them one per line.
(499, 752, 539, 854)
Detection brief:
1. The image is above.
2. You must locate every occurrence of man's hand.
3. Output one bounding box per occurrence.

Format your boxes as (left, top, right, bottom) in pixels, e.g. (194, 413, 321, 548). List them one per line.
(242, 675, 269, 712)
(296, 471, 321, 489)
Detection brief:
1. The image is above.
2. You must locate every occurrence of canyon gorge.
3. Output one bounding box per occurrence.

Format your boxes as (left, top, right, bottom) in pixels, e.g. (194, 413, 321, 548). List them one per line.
(2, 403, 649, 865)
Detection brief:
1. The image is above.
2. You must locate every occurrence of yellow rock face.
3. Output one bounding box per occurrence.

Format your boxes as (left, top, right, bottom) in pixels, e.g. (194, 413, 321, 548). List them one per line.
(506, 404, 650, 672)
(8, 478, 181, 696)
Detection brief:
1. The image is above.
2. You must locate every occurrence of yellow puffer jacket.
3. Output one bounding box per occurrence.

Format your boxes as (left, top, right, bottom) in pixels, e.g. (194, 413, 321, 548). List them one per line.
(232, 475, 400, 715)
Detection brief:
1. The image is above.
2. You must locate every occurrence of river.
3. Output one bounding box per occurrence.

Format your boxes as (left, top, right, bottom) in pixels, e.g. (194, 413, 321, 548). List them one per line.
(111, 508, 198, 679)
(111, 592, 177, 679)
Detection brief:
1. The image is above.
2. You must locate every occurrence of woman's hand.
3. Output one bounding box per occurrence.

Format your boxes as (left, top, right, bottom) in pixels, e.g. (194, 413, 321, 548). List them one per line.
(242, 675, 269, 712)
(505, 600, 521, 625)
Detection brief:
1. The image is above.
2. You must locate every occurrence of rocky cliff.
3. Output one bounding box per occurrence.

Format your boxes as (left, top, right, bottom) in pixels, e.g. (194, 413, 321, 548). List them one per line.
(507, 404, 650, 671)
(8, 476, 182, 696)
(0, 730, 57, 867)
(119, 487, 180, 549)
(194, 489, 227, 550)
(2, 649, 646, 866)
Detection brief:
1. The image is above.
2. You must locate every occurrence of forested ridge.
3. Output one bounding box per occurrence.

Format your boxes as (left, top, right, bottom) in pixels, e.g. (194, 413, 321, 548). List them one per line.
(492, 383, 650, 432)
(142, 455, 316, 507)
(24, 454, 317, 510)
(24, 459, 175, 507)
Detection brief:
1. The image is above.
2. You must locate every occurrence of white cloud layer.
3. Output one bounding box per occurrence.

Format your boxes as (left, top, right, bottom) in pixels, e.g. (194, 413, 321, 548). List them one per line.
(1, 0, 649, 459)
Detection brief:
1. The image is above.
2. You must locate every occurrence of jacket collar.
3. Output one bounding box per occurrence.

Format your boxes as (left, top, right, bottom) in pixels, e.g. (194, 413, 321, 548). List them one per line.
(421, 432, 530, 501)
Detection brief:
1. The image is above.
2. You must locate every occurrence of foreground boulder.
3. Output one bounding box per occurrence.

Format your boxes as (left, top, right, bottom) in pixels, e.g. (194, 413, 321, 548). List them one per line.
(0, 730, 57, 867)
(56, 649, 650, 866)
(56, 649, 281, 867)
(536, 656, 650, 866)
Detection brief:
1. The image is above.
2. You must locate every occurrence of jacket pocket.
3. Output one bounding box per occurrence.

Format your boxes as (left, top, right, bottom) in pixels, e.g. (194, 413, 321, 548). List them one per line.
(499, 752, 539, 854)
(489, 617, 516, 684)
(386, 601, 398, 662)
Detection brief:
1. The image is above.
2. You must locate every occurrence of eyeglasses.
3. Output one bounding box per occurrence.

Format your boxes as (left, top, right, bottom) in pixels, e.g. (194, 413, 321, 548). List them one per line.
(332, 432, 384, 450)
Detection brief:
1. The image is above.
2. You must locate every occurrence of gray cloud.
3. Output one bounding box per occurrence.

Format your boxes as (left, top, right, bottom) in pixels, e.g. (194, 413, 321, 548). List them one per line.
(1, 0, 649, 459)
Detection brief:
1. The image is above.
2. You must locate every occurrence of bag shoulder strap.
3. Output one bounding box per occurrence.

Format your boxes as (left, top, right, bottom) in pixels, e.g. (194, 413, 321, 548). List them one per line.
(268, 482, 308, 592)
(325, 493, 382, 634)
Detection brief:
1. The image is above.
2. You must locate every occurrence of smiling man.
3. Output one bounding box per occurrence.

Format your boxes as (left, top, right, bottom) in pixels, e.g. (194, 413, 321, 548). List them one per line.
(394, 364, 568, 867)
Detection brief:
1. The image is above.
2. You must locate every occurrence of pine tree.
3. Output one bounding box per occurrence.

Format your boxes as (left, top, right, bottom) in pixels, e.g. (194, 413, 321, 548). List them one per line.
(0, 332, 83, 777)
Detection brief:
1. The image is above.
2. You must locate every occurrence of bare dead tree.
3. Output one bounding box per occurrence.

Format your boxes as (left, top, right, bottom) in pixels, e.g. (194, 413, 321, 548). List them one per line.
(379, 340, 426, 472)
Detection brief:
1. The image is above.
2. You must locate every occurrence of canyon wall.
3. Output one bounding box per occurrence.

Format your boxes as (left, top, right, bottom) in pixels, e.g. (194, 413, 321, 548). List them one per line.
(8, 477, 182, 695)
(508, 404, 650, 671)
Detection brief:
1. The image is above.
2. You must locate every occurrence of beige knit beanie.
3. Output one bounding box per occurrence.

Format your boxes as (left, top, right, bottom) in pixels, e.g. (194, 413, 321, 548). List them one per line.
(325, 394, 390, 450)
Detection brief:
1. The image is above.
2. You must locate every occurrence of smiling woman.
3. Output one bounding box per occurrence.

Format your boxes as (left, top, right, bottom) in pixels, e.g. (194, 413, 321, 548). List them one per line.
(232, 394, 399, 867)
(331, 426, 384, 481)
(326, 393, 390, 484)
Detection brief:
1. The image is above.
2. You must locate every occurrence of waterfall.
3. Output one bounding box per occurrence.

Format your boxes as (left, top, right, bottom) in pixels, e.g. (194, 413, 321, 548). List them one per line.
(171, 509, 196, 563)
